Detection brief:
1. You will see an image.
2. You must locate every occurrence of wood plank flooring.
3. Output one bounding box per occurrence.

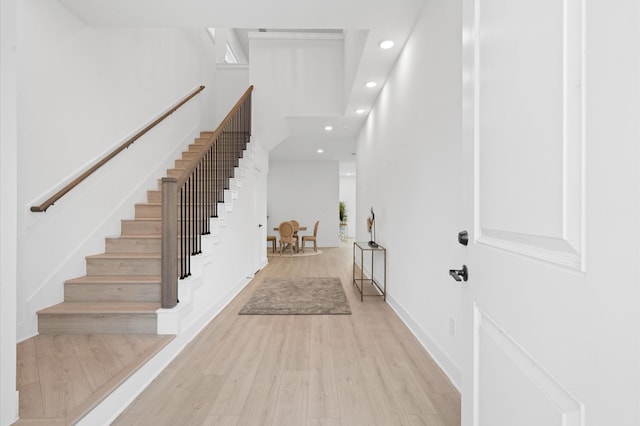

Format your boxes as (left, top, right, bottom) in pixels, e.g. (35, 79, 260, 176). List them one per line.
(15, 334, 173, 424)
(113, 242, 460, 425)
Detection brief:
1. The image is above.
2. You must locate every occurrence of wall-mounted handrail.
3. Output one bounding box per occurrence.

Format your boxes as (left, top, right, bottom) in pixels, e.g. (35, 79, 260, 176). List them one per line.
(30, 85, 206, 213)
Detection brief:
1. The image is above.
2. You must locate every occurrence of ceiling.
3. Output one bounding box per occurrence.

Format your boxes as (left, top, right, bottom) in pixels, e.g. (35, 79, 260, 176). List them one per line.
(59, 0, 427, 172)
(231, 28, 345, 62)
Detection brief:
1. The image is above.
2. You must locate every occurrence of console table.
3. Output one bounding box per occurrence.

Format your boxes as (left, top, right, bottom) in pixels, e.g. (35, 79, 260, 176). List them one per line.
(352, 242, 386, 302)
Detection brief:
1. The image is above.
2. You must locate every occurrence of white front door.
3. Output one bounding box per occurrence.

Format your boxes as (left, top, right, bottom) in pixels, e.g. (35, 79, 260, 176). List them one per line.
(460, 0, 640, 425)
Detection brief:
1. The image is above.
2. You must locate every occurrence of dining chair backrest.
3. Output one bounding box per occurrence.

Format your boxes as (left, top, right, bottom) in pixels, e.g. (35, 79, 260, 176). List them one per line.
(312, 220, 319, 236)
(289, 220, 300, 247)
(279, 221, 294, 238)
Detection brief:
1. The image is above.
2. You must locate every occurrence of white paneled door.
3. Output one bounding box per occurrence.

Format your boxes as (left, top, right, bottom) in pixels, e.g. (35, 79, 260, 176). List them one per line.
(460, 0, 639, 425)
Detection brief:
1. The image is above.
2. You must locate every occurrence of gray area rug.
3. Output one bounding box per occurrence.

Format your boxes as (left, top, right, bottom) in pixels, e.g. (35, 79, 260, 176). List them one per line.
(239, 277, 351, 315)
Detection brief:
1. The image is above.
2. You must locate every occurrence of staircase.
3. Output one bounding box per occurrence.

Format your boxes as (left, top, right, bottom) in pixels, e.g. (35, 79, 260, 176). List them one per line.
(37, 132, 242, 334)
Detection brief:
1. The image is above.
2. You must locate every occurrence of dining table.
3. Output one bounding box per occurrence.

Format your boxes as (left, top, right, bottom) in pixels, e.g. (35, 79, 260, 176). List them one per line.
(273, 226, 307, 232)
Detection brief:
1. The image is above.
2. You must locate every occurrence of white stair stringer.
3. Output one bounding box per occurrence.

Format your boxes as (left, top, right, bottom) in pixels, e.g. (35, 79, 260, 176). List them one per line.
(209, 218, 225, 244)
(234, 166, 245, 179)
(216, 202, 228, 221)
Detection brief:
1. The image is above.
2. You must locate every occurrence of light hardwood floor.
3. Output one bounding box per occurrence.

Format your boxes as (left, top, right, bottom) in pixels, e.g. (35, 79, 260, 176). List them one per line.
(113, 242, 461, 426)
(15, 333, 173, 424)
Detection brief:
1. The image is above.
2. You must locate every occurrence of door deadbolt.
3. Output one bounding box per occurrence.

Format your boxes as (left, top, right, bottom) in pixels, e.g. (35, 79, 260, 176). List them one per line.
(458, 230, 468, 246)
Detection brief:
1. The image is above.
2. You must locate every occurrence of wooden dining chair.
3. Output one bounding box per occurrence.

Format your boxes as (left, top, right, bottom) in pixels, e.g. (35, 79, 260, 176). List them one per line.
(278, 221, 297, 255)
(289, 219, 300, 251)
(266, 235, 276, 253)
(301, 221, 320, 252)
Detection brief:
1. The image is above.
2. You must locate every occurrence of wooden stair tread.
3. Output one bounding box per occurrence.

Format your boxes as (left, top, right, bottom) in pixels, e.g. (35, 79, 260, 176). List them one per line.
(108, 234, 189, 240)
(86, 253, 160, 259)
(38, 302, 160, 315)
(65, 275, 160, 284)
(109, 234, 161, 239)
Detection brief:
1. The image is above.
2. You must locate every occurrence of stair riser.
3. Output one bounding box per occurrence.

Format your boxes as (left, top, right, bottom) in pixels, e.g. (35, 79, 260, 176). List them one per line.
(38, 313, 157, 334)
(106, 236, 201, 253)
(152, 188, 228, 202)
(181, 152, 200, 160)
(106, 237, 161, 253)
(65, 284, 161, 302)
(188, 142, 244, 151)
(157, 177, 231, 184)
(156, 180, 232, 192)
(121, 220, 161, 235)
(191, 138, 245, 144)
(135, 204, 161, 218)
(178, 157, 242, 168)
(131, 210, 224, 226)
(86, 258, 161, 275)
(166, 167, 239, 179)
(173, 158, 241, 170)
(147, 190, 162, 203)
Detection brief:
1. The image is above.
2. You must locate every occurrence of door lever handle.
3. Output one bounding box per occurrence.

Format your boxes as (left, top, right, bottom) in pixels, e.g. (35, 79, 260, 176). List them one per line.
(449, 265, 468, 282)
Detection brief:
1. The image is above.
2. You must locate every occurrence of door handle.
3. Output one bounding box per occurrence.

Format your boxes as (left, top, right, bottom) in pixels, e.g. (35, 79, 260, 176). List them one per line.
(449, 265, 468, 282)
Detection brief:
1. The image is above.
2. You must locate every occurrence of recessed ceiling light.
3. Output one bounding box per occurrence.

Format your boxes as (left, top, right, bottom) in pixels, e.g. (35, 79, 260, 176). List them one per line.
(324, 125, 333, 131)
(317, 149, 324, 154)
(379, 40, 394, 49)
(346, 173, 352, 176)
(365, 81, 377, 88)
(355, 108, 366, 114)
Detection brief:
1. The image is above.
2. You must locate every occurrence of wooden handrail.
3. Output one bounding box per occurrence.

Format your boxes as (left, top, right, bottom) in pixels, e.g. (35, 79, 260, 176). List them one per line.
(176, 85, 253, 188)
(30, 85, 206, 212)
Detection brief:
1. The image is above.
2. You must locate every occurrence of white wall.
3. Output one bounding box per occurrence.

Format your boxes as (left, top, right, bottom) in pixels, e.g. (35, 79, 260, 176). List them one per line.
(355, 0, 464, 386)
(214, 64, 250, 123)
(339, 175, 356, 239)
(249, 32, 344, 151)
(267, 160, 340, 248)
(0, 0, 19, 422)
(17, 0, 218, 340)
(213, 28, 248, 64)
(343, 29, 368, 102)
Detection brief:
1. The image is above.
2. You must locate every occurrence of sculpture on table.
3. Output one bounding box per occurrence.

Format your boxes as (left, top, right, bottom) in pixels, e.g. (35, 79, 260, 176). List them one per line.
(367, 207, 378, 248)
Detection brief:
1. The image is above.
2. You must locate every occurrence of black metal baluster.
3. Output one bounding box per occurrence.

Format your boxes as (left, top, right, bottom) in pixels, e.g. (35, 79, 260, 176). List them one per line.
(194, 167, 199, 254)
(185, 176, 192, 277)
(180, 185, 187, 279)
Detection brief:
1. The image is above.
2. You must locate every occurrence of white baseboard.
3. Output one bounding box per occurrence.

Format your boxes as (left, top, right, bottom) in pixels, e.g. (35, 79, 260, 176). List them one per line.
(386, 294, 462, 391)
